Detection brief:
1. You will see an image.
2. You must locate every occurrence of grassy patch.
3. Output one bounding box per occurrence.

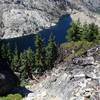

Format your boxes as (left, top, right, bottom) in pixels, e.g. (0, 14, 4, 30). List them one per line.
(0, 94, 22, 100)
(62, 40, 100, 61)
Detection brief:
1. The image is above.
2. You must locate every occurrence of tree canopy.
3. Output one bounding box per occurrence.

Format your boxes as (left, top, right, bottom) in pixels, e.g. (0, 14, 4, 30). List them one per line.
(67, 21, 100, 42)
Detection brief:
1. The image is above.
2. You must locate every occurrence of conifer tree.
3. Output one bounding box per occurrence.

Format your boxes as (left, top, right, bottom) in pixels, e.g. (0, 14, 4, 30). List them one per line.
(46, 34, 58, 69)
(81, 22, 89, 41)
(82, 23, 99, 42)
(6, 43, 13, 63)
(11, 47, 20, 72)
(20, 51, 28, 80)
(67, 21, 82, 41)
(0, 43, 13, 62)
(0, 43, 7, 59)
(26, 48, 34, 78)
(34, 34, 45, 73)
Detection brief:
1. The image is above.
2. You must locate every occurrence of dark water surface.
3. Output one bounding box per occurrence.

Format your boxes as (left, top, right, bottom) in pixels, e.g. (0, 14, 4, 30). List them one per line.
(2, 15, 72, 51)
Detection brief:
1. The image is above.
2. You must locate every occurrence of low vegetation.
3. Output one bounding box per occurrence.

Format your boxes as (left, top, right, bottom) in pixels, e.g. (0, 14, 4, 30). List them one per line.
(0, 94, 22, 100)
(62, 41, 98, 61)
(63, 21, 100, 61)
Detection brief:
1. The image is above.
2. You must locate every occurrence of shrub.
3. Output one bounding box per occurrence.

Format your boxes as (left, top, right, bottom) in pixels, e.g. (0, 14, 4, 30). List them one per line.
(0, 94, 22, 100)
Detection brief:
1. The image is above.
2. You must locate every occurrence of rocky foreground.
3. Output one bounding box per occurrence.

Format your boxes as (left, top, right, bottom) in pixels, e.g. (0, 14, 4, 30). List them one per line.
(23, 45, 100, 100)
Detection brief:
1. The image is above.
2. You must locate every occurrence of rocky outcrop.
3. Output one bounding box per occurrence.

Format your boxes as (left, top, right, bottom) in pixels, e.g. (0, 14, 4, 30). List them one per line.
(0, 0, 68, 39)
(0, 60, 19, 95)
(0, 0, 100, 39)
(24, 45, 100, 100)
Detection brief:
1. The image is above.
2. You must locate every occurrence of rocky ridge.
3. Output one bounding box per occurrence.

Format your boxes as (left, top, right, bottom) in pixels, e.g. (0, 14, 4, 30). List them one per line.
(0, 0, 100, 39)
(23, 45, 100, 100)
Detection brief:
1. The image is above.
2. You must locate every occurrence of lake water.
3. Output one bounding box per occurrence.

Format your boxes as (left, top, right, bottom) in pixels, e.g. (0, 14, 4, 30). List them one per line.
(2, 15, 72, 51)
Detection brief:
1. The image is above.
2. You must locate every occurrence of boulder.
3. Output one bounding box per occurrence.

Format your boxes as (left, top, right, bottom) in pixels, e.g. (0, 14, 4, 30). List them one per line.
(72, 56, 94, 66)
(0, 60, 19, 95)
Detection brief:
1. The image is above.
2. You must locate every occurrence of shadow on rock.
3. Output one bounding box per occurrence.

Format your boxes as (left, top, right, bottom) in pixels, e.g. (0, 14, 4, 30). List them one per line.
(0, 59, 19, 96)
(9, 86, 33, 97)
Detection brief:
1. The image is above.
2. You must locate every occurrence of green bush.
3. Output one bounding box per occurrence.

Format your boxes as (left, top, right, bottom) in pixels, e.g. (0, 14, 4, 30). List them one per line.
(0, 94, 22, 100)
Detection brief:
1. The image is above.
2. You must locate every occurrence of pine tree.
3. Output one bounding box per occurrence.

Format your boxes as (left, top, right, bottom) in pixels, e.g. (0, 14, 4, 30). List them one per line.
(19, 48, 34, 80)
(0, 43, 7, 59)
(6, 43, 13, 63)
(11, 47, 20, 72)
(46, 34, 58, 69)
(67, 21, 82, 42)
(34, 34, 45, 74)
(26, 48, 34, 78)
(20, 51, 28, 80)
(0, 43, 13, 62)
(85, 23, 99, 42)
(81, 22, 89, 41)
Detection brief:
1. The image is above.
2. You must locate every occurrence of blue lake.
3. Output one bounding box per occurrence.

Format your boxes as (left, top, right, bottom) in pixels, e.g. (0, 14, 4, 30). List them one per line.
(2, 15, 72, 51)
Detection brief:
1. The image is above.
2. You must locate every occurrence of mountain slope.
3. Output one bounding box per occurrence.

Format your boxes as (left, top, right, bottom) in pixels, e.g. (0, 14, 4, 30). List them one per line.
(24, 45, 100, 100)
(0, 0, 100, 39)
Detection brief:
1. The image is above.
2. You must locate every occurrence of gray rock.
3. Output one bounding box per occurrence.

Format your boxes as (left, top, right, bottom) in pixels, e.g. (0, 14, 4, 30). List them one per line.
(0, 0, 67, 39)
(72, 56, 95, 66)
(0, 0, 100, 39)
(24, 45, 100, 100)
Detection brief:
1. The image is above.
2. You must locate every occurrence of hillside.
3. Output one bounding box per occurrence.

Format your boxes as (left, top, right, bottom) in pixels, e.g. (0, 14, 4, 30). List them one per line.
(24, 45, 100, 100)
(0, 1, 100, 99)
(0, 0, 100, 39)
